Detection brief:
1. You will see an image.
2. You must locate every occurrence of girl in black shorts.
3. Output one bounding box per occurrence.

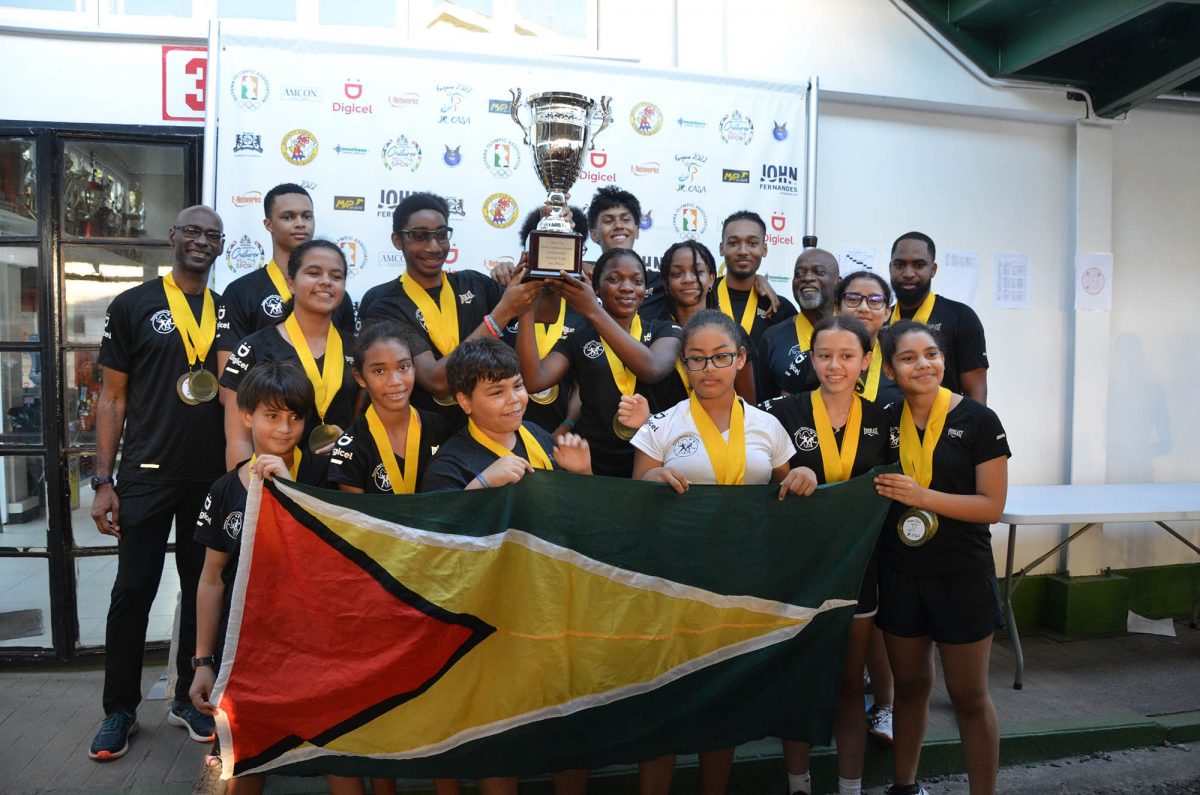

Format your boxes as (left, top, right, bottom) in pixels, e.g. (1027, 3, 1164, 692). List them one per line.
(873, 321, 1010, 795)
(762, 315, 895, 795)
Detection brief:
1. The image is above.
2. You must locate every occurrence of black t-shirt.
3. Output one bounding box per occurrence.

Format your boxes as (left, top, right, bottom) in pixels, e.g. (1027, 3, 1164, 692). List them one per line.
(893, 294, 988, 394)
(326, 408, 454, 493)
(878, 398, 1011, 578)
(215, 265, 358, 353)
(219, 324, 360, 442)
(551, 316, 682, 478)
(359, 269, 505, 417)
(760, 391, 897, 478)
(420, 421, 559, 492)
(97, 278, 225, 485)
(714, 276, 798, 346)
(497, 308, 585, 434)
(639, 260, 668, 321)
(757, 322, 816, 401)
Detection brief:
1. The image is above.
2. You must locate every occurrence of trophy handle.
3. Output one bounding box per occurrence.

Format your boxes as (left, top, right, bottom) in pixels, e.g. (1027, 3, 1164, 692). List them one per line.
(589, 96, 613, 150)
(509, 88, 530, 145)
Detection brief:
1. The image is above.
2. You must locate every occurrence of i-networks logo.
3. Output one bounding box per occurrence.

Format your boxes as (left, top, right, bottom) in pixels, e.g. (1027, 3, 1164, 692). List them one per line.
(721, 168, 750, 184)
(333, 79, 372, 115)
(675, 153, 707, 193)
(437, 83, 472, 125)
(631, 161, 660, 177)
(388, 92, 419, 107)
(759, 164, 799, 195)
(231, 191, 262, 208)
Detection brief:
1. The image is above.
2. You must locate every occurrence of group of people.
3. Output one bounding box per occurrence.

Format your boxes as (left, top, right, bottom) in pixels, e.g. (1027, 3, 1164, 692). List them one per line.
(87, 180, 1009, 795)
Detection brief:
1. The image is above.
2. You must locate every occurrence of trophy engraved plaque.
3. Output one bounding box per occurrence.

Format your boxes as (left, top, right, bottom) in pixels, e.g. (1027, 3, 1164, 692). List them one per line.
(510, 89, 612, 279)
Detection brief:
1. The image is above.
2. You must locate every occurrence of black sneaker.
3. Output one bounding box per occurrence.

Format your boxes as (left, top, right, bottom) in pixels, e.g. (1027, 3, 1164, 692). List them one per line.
(885, 786, 929, 795)
(169, 699, 216, 742)
(89, 709, 138, 761)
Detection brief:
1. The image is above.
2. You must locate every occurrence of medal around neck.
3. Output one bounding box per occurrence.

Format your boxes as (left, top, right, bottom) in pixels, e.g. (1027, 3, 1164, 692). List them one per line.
(433, 393, 458, 407)
(308, 422, 341, 454)
(187, 369, 219, 402)
(898, 507, 939, 547)
(529, 384, 560, 406)
(176, 372, 200, 405)
(612, 413, 637, 441)
(510, 89, 612, 279)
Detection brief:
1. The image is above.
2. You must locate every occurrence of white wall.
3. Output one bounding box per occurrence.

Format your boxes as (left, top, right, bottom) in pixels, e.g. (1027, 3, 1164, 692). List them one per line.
(2, 0, 1198, 573)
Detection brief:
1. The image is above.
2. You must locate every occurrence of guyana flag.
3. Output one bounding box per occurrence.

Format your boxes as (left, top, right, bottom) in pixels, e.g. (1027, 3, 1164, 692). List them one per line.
(212, 468, 894, 779)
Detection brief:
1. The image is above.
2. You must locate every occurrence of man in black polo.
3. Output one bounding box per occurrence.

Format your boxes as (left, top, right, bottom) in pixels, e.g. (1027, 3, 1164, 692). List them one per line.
(888, 231, 989, 403)
(215, 183, 356, 374)
(756, 247, 840, 400)
(88, 206, 226, 761)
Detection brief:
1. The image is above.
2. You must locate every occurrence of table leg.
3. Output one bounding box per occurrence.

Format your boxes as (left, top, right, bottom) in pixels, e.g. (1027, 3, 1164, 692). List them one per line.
(1005, 522, 1023, 690)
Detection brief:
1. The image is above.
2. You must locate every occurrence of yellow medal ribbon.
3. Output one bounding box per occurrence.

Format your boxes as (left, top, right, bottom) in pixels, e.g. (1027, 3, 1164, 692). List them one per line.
(535, 299, 567, 359)
(401, 272, 460, 356)
(601, 314, 643, 396)
(264, 259, 291, 302)
(793, 312, 814, 352)
(810, 389, 862, 483)
(249, 449, 302, 480)
(891, 291, 936, 324)
(283, 314, 344, 422)
(467, 419, 552, 470)
(366, 404, 421, 494)
(899, 386, 952, 488)
(717, 278, 758, 335)
(857, 339, 884, 401)
(688, 393, 747, 485)
(674, 360, 692, 395)
(162, 274, 216, 367)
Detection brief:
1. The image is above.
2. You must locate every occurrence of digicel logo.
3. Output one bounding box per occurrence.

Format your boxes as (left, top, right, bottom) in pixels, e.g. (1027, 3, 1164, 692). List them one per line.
(333, 101, 374, 115)
(445, 246, 459, 265)
(577, 170, 616, 184)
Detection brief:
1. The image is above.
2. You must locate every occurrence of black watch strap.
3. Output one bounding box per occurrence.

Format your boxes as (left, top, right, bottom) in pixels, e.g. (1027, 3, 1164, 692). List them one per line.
(91, 476, 115, 489)
(191, 654, 217, 670)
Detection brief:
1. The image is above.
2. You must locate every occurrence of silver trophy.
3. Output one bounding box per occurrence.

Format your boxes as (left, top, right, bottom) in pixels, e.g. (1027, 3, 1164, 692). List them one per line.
(510, 89, 612, 278)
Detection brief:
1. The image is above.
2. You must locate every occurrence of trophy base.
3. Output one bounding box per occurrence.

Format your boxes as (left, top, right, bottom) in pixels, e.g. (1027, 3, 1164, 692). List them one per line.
(527, 229, 584, 280)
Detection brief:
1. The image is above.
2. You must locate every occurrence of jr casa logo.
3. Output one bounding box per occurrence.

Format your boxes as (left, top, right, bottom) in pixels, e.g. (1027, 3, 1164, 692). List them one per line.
(672, 204, 707, 239)
(230, 70, 269, 110)
(675, 153, 708, 193)
(333, 78, 372, 115)
(759, 164, 799, 195)
(437, 83, 472, 125)
(226, 235, 265, 273)
(382, 134, 422, 172)
(281, 129, 318, 166)
(482, 193, 519, 229)
(630, 102, 664, 136)
(336, 236, 368, 278)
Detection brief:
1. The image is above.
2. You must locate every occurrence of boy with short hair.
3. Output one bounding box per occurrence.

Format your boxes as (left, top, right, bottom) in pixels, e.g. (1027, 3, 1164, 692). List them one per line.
(420, 337, 592, 492)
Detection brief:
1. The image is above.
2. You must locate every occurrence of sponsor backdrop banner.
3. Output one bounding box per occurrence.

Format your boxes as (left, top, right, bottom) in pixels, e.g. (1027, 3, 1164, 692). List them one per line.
(213, 32, 807, 302)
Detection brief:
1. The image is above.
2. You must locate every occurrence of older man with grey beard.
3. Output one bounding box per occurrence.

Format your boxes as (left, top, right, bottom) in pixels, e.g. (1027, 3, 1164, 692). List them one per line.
(755, 248, 840, 400)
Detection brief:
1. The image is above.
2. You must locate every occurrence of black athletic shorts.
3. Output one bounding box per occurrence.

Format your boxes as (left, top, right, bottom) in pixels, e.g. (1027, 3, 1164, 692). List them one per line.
(874, 565, 1003, 644)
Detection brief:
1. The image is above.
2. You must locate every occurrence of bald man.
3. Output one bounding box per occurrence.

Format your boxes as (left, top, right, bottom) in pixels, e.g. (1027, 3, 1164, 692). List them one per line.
(88, 205, 225, 761)
(756, 248, 840, 400)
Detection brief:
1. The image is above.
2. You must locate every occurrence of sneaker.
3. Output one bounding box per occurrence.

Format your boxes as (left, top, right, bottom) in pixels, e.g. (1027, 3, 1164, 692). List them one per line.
(89, 709, 138, 761)
(885, 786, 929, 795)
(867, 704, 894, 746)
(169, 699, 216, 743)
(191, 754, 226, 795)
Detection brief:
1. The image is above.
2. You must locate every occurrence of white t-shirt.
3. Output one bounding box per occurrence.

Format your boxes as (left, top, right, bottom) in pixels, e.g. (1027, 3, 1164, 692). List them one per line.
(631, 398, 794, 485)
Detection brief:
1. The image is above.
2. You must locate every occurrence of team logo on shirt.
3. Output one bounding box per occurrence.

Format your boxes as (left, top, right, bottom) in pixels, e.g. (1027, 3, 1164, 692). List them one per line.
(414, 310, 428, 332)
(630, 102, 664, 136)
(719, 111, 754, 145)
(788, 344, 805, 361)
(459, 291, 475, 305)
(583, 340, 605, 359)
(672, 435, 701, 458)
(793, 427, 819, 451)
(863, 427, 879, 437)
(947, 428, 964, 439)
(281, 129, 319, 166)
(261, 294, 285, 318)
(889, 426, 900, 448)
(224, 511, 244, 541)
(150, 309, 176, 334)
(372, 463, 392, 493)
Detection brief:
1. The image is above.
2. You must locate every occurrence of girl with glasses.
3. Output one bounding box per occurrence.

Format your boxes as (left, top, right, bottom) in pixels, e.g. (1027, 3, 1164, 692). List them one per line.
(837, 271, 902, 410)
(630, 309, 815, 795)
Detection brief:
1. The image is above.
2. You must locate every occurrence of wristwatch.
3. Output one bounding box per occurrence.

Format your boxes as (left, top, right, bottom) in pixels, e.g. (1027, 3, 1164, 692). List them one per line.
(191, 655, 217, 670)
(91, 476, 115, 490)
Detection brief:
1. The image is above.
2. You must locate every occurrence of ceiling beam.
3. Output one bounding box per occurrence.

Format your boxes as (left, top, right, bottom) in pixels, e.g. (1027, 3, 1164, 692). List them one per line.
(998, 0, 1168, 75)
(1094, 51, 1200, 116)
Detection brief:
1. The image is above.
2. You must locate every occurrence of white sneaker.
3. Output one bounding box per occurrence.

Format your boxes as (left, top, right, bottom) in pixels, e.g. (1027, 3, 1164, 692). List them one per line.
(867, 704, 894, 746)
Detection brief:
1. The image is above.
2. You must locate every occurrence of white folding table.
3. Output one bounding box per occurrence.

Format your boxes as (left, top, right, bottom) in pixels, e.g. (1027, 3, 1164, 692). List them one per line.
(1000, 482, 1200, 689)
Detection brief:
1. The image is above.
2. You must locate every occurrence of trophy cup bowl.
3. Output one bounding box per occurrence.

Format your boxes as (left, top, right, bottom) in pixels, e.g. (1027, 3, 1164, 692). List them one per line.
(510, 89, 612, 278)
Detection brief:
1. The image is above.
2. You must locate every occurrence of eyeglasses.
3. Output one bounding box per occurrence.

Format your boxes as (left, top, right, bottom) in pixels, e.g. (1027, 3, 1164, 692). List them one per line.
(842, 292, 888, 310)
(174, 225, 225, 244)
(682, 352, 737, 371)
(398, 227, 453, 244)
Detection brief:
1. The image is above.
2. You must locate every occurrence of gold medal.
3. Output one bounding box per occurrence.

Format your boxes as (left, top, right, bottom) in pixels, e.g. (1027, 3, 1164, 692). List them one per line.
(434, 393, 457, 407)
(529, 384, 560, 406)
(612, 413, 637, 441)
(188, 369, 218, 402)
(176, 372, 200, 405)
(897, 507, 939, 547)
(308, 423, 341, 453)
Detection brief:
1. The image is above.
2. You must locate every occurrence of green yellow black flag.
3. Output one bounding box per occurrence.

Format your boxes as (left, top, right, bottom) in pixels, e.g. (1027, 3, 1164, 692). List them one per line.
(211, 469, 892, 779)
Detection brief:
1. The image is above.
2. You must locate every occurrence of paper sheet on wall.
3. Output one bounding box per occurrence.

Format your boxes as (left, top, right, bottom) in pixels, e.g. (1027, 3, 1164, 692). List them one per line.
(993, 251, 1031, 309)
(1074, 251, 1113, 311)
(832, 245, 876, 273)
(937, 250, 979, 305)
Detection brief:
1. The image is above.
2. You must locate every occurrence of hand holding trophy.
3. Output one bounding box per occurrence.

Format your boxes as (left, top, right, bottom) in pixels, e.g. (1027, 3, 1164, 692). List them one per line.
(509, 89, 613, 279)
